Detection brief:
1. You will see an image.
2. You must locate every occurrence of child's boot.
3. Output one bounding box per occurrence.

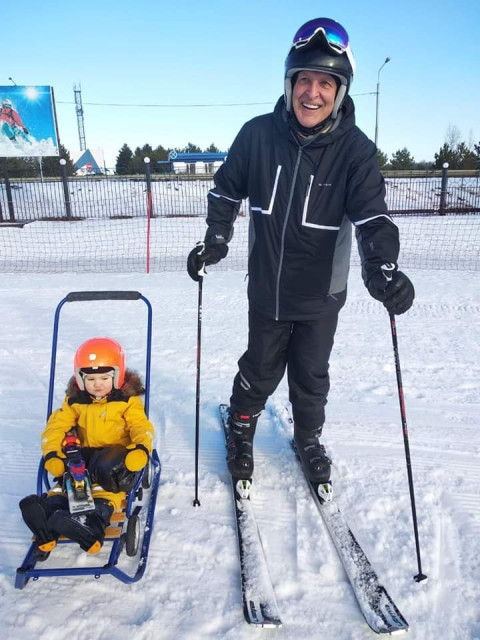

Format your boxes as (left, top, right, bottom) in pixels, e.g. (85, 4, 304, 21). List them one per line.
(19, 495, 58, 557)
(48, 499, 113, 554)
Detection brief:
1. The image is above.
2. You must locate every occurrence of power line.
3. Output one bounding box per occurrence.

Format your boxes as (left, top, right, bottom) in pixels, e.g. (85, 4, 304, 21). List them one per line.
(56, 93, 377, 109)
(56, 100, 275, 108)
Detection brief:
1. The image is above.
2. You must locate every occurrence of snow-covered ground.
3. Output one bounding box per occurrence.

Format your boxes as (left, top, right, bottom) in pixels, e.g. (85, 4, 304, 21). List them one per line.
(0, 262, 478, 639)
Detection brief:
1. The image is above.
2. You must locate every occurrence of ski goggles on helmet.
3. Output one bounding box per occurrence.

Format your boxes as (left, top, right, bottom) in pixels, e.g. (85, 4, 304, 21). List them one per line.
(291, 18, 350, 54)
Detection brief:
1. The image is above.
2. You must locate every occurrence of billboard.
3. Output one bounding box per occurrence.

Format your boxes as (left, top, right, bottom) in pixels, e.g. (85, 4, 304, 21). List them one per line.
(0, 86, 59, 157)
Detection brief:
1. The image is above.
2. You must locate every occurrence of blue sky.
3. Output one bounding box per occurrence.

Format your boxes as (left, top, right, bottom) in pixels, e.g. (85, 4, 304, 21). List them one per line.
(5, 0, 479, 167)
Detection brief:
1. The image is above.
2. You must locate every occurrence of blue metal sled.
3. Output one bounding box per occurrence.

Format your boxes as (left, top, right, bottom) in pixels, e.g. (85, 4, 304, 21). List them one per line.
(15, 291, 161, 589)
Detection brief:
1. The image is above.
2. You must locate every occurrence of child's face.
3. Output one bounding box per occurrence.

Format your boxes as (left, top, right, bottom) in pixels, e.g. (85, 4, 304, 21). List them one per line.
(83, 373, 114, 397)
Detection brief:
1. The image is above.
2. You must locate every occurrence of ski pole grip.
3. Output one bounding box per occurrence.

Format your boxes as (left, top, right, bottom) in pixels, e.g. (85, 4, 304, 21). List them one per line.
(380, 263, 396, 283)
(196, 241, 206, 278)
(65, 291, 142, 302)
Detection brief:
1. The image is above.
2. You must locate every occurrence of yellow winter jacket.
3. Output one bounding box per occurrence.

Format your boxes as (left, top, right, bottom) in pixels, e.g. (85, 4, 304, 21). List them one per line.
(42, 370, 154, 510)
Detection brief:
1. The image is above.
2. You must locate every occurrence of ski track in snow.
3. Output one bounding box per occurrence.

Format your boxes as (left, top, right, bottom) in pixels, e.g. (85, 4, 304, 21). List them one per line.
(0, 269, 479, 640)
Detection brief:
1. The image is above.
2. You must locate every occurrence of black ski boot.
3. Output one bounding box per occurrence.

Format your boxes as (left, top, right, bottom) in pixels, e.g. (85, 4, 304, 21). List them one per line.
(226, 410, 260, 480)
(294, 427, 331, 484)
(19, 494, 64, 556)
(48, 499, 113, 554)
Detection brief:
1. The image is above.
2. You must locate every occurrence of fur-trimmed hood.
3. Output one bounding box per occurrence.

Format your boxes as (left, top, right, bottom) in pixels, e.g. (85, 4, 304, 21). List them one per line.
(66, 368, 145, 401)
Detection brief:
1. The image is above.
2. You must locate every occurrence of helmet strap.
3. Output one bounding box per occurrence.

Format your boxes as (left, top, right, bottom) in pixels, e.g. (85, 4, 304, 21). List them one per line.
(332, 85, 347, 119)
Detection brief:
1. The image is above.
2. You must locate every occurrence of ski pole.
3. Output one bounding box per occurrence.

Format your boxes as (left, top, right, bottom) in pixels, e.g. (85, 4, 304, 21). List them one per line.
(381, 265, 427, 582)
(193, 247, 206, 507)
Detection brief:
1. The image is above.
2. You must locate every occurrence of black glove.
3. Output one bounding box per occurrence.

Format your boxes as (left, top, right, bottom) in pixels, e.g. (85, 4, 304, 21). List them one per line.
(367, 267, 415, 315)
(23, 127, 29, 135)
(187, 240, 228, 282)
(88, 445, 137, 492)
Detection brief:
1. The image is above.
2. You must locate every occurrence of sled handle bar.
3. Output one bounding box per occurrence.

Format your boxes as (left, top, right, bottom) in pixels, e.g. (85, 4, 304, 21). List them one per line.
(66, 291, 142, 302)
(47, 291, 153, 419)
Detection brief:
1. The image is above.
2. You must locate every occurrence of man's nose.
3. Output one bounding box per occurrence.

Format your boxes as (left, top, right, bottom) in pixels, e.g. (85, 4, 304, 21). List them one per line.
(307, 81, 320, 97)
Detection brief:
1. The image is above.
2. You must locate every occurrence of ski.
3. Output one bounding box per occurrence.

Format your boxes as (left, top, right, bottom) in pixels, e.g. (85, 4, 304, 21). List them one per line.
(219, 404, 282, 628)
(274, 405, 409, 635)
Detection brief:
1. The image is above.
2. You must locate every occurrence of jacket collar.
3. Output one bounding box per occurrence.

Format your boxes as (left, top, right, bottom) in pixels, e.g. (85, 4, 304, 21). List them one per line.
(274, 95, 355, 147)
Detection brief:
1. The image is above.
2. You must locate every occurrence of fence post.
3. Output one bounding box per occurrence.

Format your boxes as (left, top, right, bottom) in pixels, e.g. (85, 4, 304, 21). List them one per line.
(144, 157, 152, 274)
(2, 158, 16, 221)
(59, 158, 72, 220)
(439, 162, 449, 216)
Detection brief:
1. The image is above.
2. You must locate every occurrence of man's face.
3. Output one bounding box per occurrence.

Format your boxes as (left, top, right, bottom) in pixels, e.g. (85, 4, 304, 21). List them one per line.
(292, 70, 338, 128)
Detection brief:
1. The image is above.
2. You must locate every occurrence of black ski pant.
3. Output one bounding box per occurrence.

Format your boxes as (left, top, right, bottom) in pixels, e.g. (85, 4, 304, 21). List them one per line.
(230, 291, 346, 430)
(19, 494, 68, 546)
(19, 493, 112, 550)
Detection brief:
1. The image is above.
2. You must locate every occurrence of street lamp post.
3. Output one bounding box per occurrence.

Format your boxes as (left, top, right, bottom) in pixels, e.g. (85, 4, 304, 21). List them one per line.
(374, 57, 391, 148)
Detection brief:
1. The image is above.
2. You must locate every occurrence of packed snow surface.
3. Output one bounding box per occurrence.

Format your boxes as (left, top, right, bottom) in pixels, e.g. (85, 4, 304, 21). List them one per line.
(0, 267, 478, 639)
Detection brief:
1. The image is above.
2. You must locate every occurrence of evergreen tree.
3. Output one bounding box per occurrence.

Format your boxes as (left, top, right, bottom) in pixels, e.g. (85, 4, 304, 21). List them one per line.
(456, 142, 477, 170)
(435, 126, 479, 169)
(5, 156, 36, 178)
(376, 148, 389, 169)
(115, 143, 133, 175)
(205, 143, 220, 153)
(182, 142, 202, 153)
(150, 144, 169, 173)
(434, 143, 458, 169)
(474, 142, 480, 167)
(389, 148, 414, 170)
(42, 143, 75, 177)
(128, 144, 154, 174)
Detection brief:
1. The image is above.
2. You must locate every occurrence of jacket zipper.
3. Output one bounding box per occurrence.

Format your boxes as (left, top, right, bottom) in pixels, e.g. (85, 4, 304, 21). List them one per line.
(274, 146, 304, 320)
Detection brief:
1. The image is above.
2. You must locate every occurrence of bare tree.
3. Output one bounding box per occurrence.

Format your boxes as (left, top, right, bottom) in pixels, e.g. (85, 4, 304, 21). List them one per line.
(445, 124, 462, 148)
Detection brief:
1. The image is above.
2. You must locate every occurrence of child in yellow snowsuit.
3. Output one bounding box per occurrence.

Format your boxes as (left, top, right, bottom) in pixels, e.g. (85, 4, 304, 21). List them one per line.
(20, 337, 154, 555)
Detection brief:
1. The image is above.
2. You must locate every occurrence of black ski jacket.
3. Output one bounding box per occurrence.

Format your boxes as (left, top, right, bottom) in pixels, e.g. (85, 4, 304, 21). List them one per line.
(206, 96, 400, 320)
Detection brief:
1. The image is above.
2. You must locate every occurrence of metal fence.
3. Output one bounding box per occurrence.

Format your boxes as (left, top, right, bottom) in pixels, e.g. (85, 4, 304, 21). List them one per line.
(1, 167, 479, 273)
(1, 168, 479, 223)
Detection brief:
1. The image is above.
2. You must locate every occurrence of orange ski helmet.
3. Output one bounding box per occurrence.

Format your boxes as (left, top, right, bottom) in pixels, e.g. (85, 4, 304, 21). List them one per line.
(74, 337, 126, 390)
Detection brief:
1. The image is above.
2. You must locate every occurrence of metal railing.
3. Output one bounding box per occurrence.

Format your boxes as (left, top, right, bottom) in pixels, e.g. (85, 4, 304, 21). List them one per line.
(1, 167, 479, 224)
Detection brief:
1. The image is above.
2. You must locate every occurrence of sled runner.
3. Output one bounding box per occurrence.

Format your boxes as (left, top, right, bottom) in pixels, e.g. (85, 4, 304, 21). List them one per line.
(15, 291, 161, 589)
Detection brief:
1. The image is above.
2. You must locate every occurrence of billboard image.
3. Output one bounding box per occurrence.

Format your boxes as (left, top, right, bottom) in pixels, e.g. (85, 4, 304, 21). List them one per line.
(0, 86, 59, 157)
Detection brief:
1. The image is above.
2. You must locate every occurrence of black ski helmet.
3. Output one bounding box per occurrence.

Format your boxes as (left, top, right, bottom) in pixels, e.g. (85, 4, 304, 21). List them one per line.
(284, 17, 356, 119)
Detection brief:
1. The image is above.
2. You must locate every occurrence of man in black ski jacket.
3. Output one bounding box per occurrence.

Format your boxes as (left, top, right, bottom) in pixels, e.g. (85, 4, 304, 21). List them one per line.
(187, 17, 415, 485)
